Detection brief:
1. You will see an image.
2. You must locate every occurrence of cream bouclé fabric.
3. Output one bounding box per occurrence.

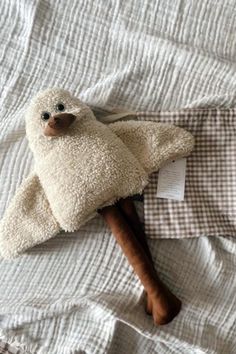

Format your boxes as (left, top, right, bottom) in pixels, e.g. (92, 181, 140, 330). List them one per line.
(109, 120, 194, 174)
(0, 173, 60, 259)
(0, 88, 194, 259)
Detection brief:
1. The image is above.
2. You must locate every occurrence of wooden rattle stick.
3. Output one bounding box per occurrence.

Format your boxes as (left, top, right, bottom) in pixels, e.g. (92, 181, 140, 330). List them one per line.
(117, 197, 153, 260)
(108, 199, 182, 322)
(117, 197, 158, 315)
(98, 204, 182, 325)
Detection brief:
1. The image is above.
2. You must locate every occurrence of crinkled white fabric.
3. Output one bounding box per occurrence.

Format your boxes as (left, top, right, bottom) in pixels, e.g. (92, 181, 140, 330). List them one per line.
(0, 0, 236, 353)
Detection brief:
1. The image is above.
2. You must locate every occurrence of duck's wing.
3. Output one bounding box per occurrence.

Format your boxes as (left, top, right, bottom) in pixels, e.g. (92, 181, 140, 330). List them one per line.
(0, 172, 60, 259)
(109, 120, 194, 174)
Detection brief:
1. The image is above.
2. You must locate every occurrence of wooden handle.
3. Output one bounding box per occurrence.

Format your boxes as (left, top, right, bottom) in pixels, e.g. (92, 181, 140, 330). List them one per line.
(99, 205, 164, 296)
(99, 202, 182, 325)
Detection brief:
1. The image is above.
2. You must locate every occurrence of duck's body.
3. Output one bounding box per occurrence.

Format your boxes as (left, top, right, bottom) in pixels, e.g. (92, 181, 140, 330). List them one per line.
(0, 88, 194, 258)
(34, 118, 148, 232)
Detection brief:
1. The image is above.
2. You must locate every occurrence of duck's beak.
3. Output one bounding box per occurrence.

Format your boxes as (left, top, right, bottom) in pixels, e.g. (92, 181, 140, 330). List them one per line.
(44, 113, 76, 136)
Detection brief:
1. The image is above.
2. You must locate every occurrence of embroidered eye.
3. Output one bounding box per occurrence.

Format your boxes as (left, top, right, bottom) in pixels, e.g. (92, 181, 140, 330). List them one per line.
(55, 103, 65, 112)
(41, 111, 51, 121)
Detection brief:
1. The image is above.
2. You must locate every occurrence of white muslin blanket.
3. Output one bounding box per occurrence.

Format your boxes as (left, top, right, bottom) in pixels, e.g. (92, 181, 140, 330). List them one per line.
(1, 0, 236, 353)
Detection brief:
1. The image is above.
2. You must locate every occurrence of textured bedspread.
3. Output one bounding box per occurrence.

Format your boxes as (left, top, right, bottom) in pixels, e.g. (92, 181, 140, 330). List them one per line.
(1, 1, 236, 353)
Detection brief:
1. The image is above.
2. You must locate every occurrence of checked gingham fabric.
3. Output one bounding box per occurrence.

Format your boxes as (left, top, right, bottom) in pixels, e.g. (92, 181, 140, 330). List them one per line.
(138, 108, 236, 239)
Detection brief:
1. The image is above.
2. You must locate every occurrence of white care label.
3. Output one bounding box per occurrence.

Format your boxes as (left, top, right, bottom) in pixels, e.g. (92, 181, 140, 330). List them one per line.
(156, 158, 187, 201)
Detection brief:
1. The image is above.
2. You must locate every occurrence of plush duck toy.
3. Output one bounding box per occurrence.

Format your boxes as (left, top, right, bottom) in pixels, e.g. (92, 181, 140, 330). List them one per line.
(0, 88, 194, 325)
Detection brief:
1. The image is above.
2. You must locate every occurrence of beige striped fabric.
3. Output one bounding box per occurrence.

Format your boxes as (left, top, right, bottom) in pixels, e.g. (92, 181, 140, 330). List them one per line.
(0, 342, 23, 354)
(138, 109, 236, 239)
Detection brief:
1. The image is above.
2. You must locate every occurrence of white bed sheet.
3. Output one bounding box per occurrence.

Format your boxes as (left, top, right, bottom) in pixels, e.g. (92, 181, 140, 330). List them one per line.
(0, 1, 236, 353)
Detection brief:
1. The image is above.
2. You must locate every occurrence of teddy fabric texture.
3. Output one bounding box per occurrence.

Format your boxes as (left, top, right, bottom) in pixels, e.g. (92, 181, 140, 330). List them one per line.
(0, 88, 194, 259)
(139, 109, 236, 239)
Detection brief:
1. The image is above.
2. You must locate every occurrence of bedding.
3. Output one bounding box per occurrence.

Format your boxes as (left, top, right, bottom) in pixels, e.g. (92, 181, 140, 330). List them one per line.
(1, 0, 236, 353)
(139, 108, 236, 239)
(0, 342, 22, 354)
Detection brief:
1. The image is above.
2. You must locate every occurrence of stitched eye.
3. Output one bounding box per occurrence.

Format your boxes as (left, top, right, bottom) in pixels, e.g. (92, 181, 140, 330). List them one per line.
(55, 102, 65, 112)
(41, 111, 51, 121)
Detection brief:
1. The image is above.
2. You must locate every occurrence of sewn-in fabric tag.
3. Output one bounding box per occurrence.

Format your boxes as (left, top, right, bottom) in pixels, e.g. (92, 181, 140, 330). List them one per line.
(156, 158, 186, 201)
